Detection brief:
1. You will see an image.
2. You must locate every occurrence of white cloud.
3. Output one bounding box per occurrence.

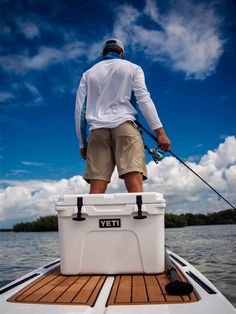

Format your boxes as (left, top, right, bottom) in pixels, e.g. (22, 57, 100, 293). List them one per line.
(0, 136, 235, 226)
(144, 0, 160, 23)
(0, 176, 88, 223)
(0, 83, 44, 108)
(24, 82, 44, 106)
(21, 161, 48, 167)
(0, 0, 225, 80)
(200, 136, 236, 169)
(17, 20, 40, 39)
(0, 41, 86, 74)
(86, 41, 104, 62)
(0, 92, 15, 102)
(0, 8, 89, 75)
(113, 0, 224, 79)
(27, 47, 63, 70)
(9, 169, 30, 176)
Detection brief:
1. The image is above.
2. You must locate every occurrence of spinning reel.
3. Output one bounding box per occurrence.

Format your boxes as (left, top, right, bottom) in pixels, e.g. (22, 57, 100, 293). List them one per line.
(144, 146, 164, 164)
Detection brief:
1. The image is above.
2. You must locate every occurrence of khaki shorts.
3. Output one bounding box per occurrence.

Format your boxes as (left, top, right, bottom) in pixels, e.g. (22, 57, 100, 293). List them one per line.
(84, 121, 147, 183)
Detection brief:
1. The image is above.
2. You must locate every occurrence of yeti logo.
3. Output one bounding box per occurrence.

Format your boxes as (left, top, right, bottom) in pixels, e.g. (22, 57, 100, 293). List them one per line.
(99, 219, 121, 228)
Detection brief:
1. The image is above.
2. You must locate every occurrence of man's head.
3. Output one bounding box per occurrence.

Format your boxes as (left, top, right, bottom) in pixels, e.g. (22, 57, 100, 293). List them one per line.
(102, 38, 125, 58)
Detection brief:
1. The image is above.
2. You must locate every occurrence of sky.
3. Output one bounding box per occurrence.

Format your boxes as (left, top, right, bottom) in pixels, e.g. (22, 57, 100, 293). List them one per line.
(0, 0, 236, 228)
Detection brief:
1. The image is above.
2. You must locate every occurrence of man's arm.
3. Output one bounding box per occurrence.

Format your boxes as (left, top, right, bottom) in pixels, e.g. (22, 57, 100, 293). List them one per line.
(132, 66, 163, 130)
(75, 74, 88, 159)
(132, 66, 171, 152)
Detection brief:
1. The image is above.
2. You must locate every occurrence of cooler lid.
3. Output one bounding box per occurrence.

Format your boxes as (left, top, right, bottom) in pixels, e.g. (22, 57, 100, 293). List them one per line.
(56, 192, 165, 207)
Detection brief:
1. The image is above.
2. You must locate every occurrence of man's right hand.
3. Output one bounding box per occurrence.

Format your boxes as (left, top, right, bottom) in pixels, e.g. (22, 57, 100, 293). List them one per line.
(80, 148, 87, 160)
(155, 128, 171, 152)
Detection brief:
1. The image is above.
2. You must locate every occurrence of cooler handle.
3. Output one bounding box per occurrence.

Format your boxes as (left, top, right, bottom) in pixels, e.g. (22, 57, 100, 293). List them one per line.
(73, 197, 86, 221)
(134, 195, 147, 219)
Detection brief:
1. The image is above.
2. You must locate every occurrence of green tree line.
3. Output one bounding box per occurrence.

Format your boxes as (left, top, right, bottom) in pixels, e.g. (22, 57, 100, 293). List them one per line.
(9, 209, 236, 231)
(165, 209, 236, 228)
(13, 215, 58, 232)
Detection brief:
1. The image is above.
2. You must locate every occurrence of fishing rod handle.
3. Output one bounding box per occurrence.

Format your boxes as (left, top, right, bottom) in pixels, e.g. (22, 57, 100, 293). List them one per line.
(167, 267, 180, 282)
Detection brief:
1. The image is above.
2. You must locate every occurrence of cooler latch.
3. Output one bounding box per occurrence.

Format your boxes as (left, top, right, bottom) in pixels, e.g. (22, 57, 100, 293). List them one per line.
(73, 197, 86, 221)
(134, 195, 147, 219)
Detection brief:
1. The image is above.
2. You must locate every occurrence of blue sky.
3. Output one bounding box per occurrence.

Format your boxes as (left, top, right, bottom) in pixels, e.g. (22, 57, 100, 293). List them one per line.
(0, 0, 236, 227)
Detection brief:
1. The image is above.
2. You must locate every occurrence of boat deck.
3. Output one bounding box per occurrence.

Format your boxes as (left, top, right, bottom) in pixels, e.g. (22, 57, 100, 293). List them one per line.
(8, 266, 198, 306)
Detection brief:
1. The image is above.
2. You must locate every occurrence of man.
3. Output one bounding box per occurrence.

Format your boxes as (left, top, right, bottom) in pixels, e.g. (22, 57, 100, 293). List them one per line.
(75, 38, 170, 194)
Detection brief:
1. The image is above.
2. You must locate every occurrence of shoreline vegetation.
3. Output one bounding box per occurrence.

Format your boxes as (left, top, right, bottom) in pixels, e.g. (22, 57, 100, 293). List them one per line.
(0, 209, 235, 232)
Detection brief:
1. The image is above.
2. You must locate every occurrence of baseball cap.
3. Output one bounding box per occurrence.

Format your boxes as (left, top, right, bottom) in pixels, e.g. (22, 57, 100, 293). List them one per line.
(102, 38, 125, 53)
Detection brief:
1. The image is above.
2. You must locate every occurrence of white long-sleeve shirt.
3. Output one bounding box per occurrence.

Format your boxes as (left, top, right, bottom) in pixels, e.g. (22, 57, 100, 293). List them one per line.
(75, 56, 163, 148)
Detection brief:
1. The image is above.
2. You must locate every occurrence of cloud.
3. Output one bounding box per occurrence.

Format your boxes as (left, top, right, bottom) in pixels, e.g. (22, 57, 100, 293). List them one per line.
(0, 6, 87, 75)
(0, 0, 225, 80)
(0, 92, 15, 103)
(200, 136, 236, 169)
(21, 161, 48, 167)
(0, 176, 88, 224)
(24, 82, 44, 106)
(144, 0, 160, 22)
(113, 0, 224, 79)
(0, 136, 235, 227)
(143, 136, 236, 211)
(0, 82, 44, 110)
(0, 42, 86, 74)
(16, 19, 40, 39)
(0, 48, 60, 74)
(7, 169, 30, 176)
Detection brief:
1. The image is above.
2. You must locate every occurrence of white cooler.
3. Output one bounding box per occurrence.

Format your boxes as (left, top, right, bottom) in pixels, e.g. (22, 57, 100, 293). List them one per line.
(55, 192, 165, 275)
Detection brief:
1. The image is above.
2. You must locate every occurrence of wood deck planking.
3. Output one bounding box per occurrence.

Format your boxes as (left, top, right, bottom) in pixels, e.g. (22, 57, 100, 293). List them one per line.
(23, 275, 67, 302)
(107, 272, 198, 305)
(132, 275, 148, 303)
(55, 275, 91, 303)
(72, 276, 104, 304)
(39, 276, 79, 303)
(115, 275, 132, 303)
(85, 276, 106, 306)
(144, 275, 165, 302)
(14, 268, 61, 302)
(8, 266, 198, 306)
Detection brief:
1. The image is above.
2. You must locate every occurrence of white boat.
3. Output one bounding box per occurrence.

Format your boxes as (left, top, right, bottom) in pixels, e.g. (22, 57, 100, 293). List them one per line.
(1, 192, 235, 314)
(1, 250, 235, 314)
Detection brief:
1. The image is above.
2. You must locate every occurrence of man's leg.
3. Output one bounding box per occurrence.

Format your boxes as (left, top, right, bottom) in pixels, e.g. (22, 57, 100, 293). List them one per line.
(123, 172, 143, 192)
(84, 129, 115, 192)
(90, 179, 108, 194)
(111, 122, 147, 193)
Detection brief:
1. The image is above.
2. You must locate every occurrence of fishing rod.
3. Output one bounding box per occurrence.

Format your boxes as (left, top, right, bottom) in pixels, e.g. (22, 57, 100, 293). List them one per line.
(136, 121, 236, 210)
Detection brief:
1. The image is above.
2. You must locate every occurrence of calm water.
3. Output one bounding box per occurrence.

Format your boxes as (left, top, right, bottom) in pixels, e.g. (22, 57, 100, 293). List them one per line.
(0, 225, 235, 307)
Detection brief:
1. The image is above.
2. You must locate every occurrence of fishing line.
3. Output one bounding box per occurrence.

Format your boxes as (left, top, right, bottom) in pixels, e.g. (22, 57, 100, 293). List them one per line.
(136, 121, 236, 210)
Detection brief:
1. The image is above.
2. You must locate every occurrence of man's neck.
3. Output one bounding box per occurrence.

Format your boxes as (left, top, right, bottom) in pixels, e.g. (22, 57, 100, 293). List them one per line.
(103, 52, 122, 60)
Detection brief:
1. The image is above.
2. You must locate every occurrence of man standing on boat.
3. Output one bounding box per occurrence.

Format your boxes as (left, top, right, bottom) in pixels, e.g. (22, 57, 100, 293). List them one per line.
(75, 38, 170, 193)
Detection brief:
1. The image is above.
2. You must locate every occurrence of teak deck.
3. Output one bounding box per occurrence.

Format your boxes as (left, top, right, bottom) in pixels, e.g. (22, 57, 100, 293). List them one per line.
(107, 272, 197, 305)
(8, 266, 198, 307)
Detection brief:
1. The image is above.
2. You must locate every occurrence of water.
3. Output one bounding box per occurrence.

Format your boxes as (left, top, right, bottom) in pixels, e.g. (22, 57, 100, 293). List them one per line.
(165, 225, 236, 307)
(0, 232, 59, 285)
(0, 225, 235, 307)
